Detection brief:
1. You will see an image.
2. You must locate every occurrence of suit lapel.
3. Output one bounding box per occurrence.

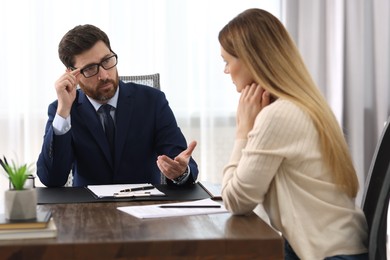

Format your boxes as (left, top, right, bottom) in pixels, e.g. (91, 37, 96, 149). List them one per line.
(114, 82, 135, 167)
(76, 91, 114, 168)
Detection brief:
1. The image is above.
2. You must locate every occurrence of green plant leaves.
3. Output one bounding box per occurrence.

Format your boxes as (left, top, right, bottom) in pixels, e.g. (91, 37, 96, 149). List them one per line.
(0, 156, 32, 190)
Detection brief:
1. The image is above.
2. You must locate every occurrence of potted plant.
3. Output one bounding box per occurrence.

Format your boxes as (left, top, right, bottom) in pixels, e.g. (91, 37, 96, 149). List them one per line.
(0, 156, 37, 220)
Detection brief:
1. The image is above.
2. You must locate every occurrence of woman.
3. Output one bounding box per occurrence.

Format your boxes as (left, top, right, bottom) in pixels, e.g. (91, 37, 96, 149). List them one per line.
(219, 8, 368, 260)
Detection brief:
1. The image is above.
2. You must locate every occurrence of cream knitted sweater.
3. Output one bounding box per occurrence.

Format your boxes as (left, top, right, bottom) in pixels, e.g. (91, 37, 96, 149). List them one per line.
(222, 99, 368, 259)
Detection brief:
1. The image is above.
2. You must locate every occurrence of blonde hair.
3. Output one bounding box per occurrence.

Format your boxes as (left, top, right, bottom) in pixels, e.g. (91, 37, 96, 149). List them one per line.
(219, 8, 358, 197)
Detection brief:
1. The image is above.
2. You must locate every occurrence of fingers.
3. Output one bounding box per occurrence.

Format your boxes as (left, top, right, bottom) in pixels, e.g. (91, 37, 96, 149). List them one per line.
(69, 69, 81, 85)
(181, 141, 197, 157)
(261, 91, 271, 108)
(70, 69, 82, 83)
(56, 71, 79, 92)
(157, 140, 197, 180)
(241, 83, 272, 107)
(157, 156, 180, 172)
(157, 155, 184, 179)
(156, 155, 170, 173)
(62, 78, 77, 92)
(240, 83, 263, 103)
(55, 69, 81, 118)
(240, 83, 254, 98)
(70, 68, 81, 77)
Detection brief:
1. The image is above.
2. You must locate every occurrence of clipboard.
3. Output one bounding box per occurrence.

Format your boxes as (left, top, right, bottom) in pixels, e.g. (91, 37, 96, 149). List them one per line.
(37, 183, 212, 204)
(197, 181, 222, 200)
(86, 183, 165, 198)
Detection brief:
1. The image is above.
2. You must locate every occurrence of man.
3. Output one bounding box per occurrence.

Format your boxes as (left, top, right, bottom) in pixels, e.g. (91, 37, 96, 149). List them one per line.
(37, 24, 198, 187)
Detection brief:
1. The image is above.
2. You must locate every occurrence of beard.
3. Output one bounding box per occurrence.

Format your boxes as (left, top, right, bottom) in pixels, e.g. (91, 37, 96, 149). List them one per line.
(79, 72, 119, 102)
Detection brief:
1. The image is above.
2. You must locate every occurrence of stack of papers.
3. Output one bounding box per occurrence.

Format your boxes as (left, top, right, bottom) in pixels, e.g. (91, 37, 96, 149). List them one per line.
(117, 198, 229, 219)
(87, 183, 165, 198)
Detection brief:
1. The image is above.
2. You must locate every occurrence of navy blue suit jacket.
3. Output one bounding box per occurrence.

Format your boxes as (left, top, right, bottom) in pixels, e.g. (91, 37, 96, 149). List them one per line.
(37, 81, 198, 187)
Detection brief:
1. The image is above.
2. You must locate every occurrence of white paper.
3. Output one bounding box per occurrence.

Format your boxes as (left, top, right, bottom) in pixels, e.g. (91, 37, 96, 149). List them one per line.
(117, 198, 229, 219)
(87, 183, 165, 198)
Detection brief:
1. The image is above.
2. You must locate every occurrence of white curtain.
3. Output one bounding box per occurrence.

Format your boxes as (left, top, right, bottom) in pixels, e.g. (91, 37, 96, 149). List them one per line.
(0, 0, 281, 190)
(282, 0, 390, 203)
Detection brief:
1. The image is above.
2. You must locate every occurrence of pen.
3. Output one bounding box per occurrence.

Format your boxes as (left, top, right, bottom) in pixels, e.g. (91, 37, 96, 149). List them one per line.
(119, 185, 155, 193)
(114, 192, 151, 198)
(159, 205, 221, 208)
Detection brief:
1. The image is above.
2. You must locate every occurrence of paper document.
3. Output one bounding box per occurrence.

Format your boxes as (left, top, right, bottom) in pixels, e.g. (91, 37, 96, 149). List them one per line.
(117, 198, 229, 219)
(87, 183, 165, 198)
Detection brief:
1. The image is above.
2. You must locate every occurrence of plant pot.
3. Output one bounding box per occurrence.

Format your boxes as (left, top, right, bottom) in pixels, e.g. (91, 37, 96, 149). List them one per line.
(4, 189, 37, 220)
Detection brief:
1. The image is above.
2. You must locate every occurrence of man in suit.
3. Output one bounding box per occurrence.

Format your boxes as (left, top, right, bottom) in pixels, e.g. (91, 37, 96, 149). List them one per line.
(37, 24, 198, 187)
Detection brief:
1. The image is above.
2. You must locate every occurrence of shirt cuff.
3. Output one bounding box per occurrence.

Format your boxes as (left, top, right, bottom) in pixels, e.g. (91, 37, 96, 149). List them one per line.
(53, 114, 71, 135)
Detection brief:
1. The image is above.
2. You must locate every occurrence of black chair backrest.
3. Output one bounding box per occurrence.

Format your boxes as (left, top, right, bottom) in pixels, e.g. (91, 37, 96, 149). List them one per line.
(119, 73, 160, 90)
(361, 117, 390, 260)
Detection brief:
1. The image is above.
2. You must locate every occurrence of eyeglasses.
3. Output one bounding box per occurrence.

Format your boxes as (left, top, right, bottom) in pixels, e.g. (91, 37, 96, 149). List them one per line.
(72, 53, 118, 78)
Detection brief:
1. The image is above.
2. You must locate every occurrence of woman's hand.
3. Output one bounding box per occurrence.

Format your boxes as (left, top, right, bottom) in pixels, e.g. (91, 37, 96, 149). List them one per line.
(236, 83, 271, 139)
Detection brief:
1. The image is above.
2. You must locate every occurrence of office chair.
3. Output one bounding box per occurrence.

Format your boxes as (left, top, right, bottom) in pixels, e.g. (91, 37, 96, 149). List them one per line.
(361, 117, 390, 260)
(65, 73, 162, 187)
(119, 73, 160, 90)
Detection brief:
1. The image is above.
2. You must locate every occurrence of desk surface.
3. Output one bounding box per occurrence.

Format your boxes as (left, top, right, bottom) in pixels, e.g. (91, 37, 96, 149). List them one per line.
(0, 188, 283, 259)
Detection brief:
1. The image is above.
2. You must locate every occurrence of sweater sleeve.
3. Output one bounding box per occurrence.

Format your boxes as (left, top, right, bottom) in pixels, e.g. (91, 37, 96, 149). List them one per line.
(222, 100, 312, 215)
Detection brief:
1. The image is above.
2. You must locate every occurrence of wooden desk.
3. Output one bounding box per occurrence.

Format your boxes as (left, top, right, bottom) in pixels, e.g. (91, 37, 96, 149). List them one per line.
(0, 201, 283, 259)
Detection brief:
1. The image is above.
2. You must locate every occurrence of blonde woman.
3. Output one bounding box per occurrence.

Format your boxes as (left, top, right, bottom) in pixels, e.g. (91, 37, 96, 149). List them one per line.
(219, 8, 368, 260)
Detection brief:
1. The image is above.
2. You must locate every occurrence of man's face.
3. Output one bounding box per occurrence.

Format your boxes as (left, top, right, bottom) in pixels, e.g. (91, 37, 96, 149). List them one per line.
(73, 41, 119, 103)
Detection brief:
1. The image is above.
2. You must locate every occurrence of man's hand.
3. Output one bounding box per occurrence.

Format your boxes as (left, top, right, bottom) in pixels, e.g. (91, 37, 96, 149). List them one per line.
(157, 141, 197, 180)
(236, 83, 271, 139)
(55, 69, 81, 118)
